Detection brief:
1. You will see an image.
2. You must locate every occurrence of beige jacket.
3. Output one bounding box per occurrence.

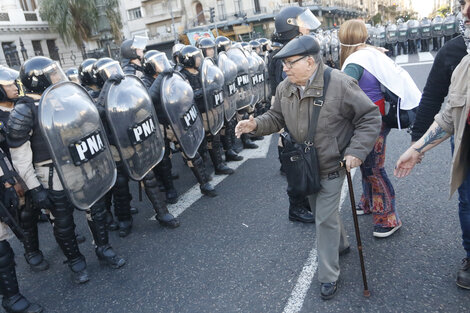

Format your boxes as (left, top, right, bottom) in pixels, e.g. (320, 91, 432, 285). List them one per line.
(254, 62, 382, 176)
(435, 54, 470, 196)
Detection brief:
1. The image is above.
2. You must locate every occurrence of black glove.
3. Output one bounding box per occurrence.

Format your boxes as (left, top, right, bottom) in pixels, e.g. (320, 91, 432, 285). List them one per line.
(161, 68, 174, 77)
(193, 88, 203, 99)
(2, 185, 18, 211)
(108, 73, 124, 84)
(29, 186, 52, 211)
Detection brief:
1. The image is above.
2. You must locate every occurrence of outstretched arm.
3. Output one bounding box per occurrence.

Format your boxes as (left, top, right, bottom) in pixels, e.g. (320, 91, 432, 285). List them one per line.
(394, 121, 451, 178)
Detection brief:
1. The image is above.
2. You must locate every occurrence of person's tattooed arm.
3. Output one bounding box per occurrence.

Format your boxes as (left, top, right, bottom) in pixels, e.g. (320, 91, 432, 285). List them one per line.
(412, 122, 452, 154)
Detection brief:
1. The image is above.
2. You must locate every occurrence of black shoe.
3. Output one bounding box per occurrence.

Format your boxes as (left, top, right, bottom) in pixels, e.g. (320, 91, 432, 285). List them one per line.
(457, 258, 470, 289)
(2, 294, 43, 313)
(75, 233, 86, 244)
(200, 183, 217, 197)
(130, 207, 138, 214)
(225, 149, 243, 162)
(68, 258, 89, 284)
(214, 164, 235, 175)
(165, 188, 178, 204)
(118, 219, 133, 238)
(251, 136, 264, 141)
(96, 245, 126, 269)
(156, 213, 180, 228)
(289, 206, 315, 223)
(24, 251, 49, 272)
(321, 281, 337, 300)
(373, 222, 402, 238)
(243, 139, 258, 149)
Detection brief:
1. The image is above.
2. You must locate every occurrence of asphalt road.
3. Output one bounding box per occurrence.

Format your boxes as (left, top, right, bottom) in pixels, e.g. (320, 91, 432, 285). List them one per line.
(10, 58, 470, 313)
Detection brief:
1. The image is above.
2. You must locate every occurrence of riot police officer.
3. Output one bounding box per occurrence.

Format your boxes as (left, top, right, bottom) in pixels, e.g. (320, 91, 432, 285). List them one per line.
(7, 57, 126, 284)
(120, 36, 148, 77)
(147, 51, 218, 197)
(65, 67, 80, 84)
(179, 45, 235, 176)
(93, 58, 179, 231)
(141, 50, 179, 204)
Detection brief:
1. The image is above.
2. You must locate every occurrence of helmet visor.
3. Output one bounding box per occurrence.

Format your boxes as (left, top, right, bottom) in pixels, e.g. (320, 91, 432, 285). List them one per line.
(0, 67, 19, 86)
(97, 60, 124, 79)
(287, 9, 321, 31)
(44, 63, 67, 85)
(148, 52, 171, 73)
(132, 36, 149, 50)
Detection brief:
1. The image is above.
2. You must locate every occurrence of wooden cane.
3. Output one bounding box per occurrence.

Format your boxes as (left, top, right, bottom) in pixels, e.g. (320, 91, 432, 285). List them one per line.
(340, 161, 370, 297)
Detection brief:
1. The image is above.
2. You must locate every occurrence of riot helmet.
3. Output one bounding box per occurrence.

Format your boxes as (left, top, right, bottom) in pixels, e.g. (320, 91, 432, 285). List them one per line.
(240, 42, 251, 51)
(249, 40, 261, 53)
(20, 56, 67, 94)
(180, 46, 204, 69)
(120, 36, 148, 61)
(143, 50, 171, 76)
(197, 37, 217, 59)
(274, 7, 320, 43)
(215, 36, 231, 53)
(271, 41, 283, 50)
(172, 43, 185, 65)
(65, 67, 80, 84)
(0, 66, 19, 101)
(78, 58, 97, 86)
(92, 57, 124, 88)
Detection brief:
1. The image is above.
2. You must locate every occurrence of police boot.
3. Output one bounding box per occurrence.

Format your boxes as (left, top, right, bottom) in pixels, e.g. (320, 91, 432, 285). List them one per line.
(143, 172, 180, 228)
(88, 200, 126, 269)
(208, 137, 235, 175)
(48, 190, 89, 284)
(154, 157, 178, 204)
(20, 219, 49, 272)
(241, 134, 258, 149)
(0, 241, 43, 313)
(190, 155, 217, 197)
(104, 191, 118, 231)
(221, 124, 243, 162)
(113, 165, 133, 237)
(288, 196, 315, 223)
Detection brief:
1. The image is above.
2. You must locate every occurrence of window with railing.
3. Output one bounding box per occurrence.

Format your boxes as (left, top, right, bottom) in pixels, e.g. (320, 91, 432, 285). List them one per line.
(32, 40, 43, 56)
(127, 7, 142, 21)
(24, 12, 38, 21)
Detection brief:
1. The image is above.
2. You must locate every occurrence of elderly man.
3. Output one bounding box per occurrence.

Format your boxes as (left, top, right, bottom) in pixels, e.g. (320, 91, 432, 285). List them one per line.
(236, 35, 381, 299)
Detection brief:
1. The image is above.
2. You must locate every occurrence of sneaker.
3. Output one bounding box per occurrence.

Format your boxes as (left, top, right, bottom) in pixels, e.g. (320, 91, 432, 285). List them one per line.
(373, 221, 402, 238)
(457, 258, 470, 289)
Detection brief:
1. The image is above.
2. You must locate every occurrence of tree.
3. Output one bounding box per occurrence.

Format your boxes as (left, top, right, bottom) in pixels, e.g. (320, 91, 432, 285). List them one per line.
(39, 0, 122, 47)
(395, 10, 418, 22)
(371, 13, 382, 26)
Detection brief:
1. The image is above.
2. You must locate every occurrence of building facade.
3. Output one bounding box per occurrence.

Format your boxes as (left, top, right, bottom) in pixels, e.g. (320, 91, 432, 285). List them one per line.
(0, 0, 85, 70)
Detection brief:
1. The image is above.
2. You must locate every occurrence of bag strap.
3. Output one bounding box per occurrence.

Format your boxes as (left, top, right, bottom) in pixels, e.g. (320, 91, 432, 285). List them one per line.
(306, 66, 332, 145)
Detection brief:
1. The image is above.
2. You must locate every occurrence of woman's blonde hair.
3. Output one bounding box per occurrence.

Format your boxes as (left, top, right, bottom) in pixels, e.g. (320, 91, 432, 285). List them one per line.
(338, 19, 369, 68)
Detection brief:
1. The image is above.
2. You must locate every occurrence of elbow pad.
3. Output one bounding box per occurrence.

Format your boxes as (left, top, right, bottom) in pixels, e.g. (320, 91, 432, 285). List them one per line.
(6, 101, 34, 148)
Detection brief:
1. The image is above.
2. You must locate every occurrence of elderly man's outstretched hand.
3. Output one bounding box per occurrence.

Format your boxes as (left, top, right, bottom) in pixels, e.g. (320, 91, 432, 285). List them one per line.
(235, 115, 257, 138)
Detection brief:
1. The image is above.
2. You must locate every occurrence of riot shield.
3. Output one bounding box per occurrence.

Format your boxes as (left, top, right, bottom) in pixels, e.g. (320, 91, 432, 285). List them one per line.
(106, 75, 165, 181)
(39, 81, 116, 210)
(244, 51, 260, 105)
(201, 58, 225, 135)
(420, 19, 432, 39)
(377, 26, 386, 47)
(252, 51, 266, 103)
(330, 35, 339, 63)
(432, 16, 444, 37)
(160, 72, 205, 158)
(226, 47, 252, 110)
(386, 24, 398, 44)
(217, 52, 238, 121)
(397, 23, 408, 42)
(443, 15, 457, 36)
(407, 20, 420, 40)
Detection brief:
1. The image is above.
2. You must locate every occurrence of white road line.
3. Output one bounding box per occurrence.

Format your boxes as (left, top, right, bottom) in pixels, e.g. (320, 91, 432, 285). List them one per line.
(401, 60, 434, 67)
(150, 135, 272, 219)
(282, 168, 357, 313)
(417, 52, 434, 62)
(394, 55, 409, 64)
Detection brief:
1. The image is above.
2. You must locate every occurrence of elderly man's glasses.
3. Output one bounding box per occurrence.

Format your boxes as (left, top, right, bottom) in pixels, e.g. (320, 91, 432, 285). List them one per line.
(281, 55, 308, 69)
